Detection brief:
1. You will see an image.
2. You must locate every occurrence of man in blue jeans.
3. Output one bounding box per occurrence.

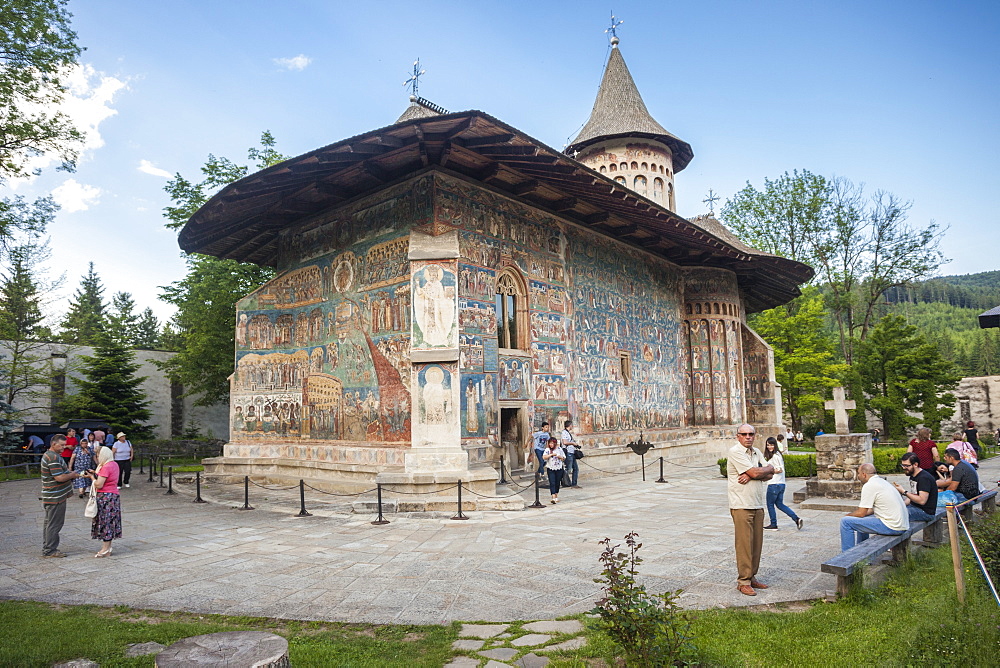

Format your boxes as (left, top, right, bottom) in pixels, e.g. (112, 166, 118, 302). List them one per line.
(840, 463, 909, 551)
(893, 452, 938, 522)
(529, 421, 550, 477)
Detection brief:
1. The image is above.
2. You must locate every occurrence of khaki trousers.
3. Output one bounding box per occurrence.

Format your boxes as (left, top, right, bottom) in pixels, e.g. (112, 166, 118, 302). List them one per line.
(731, 508, 764, 586)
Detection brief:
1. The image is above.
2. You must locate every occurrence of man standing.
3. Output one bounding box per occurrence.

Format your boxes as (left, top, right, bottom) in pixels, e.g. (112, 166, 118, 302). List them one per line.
(727, 424, 774, 596)
(27, 434, 45, 462)
(41, 434, 83, 558)
(560, 420, 580, 489)
(840, 463, 909, 551)
(943, 448, 981, 503)
(529, 421, 550, 477)
(894, 453, 938, 522)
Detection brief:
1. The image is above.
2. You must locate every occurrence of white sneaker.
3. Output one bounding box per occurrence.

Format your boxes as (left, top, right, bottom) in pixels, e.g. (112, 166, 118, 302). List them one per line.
(125, 484, 130, 488)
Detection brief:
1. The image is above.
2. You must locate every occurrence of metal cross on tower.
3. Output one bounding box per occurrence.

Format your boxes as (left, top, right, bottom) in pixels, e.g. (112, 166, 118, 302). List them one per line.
(605, 13, 624, 41)
(703, 189, 720, 214)
(403, 59, 426, 97)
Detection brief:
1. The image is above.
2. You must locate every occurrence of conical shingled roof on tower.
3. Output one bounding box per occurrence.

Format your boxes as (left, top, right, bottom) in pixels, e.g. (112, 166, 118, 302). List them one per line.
(566, 40, 693, 172)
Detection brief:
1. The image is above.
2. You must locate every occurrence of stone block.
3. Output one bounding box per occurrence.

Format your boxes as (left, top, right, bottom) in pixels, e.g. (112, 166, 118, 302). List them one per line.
(126, 642, 166, 657)
(521, 620, 583, 634)
(480, 647, 519, 661)
(459, 623, 509, 639)
(516, 653, 551, 667)
(452, 639, 485, 651)
(511, 634, 551, 647)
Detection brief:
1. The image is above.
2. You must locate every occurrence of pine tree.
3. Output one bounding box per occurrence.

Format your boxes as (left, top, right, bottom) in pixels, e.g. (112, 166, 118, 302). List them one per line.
(0, 240, 61, 412)
(108, 291, 138, 345)
(133, 308, 160, 350)
(57, 330, 153, 439)
(60, 262, 106, 344)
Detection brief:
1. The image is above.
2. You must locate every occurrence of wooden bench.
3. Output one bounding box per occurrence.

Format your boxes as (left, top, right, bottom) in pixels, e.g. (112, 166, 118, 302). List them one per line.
(821, 489, 998, 596)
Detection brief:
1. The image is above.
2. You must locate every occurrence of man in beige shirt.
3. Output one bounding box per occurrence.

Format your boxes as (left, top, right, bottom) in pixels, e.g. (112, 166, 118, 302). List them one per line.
(727, 424, 774, 596)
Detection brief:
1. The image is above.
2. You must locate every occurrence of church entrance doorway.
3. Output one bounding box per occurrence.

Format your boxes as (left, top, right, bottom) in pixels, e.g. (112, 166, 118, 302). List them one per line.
(499, 404, 528, 472)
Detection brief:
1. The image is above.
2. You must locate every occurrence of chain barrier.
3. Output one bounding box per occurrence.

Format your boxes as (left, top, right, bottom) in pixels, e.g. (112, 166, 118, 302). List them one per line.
(577, 458, 644, 475)
(247, 478, 300, 492)
(460, 482, 533, 500)
(301, 481, 378, 497)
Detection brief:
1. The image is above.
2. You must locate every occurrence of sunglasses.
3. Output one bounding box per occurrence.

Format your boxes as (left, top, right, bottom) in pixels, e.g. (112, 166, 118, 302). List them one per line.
(737, 432, 756, 437)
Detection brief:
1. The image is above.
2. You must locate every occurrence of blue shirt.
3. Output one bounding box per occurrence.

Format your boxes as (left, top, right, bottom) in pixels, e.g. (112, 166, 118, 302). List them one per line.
(532, 430, 550, 451)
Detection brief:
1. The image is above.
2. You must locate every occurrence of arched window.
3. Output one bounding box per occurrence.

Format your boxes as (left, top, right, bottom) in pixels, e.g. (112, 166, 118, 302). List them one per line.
(634, 175, 647, 196)
(630, 161, 638, 170)
(653, 177, 664, 202)
(650, 163, 657, 172)
(599, 165, 607, 173)
(620, 162, 627, 171)
(641, 162, 648, 171)
(495, 269, 527, 350)
(668, 182, 675, 210)
(614, 176, 626, 185)
(609, 163, 617, 172)
(660, 165, 665, 174)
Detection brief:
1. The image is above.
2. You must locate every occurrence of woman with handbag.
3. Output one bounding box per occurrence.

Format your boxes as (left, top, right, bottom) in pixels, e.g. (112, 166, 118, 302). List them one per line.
(85, 447, 122, 557)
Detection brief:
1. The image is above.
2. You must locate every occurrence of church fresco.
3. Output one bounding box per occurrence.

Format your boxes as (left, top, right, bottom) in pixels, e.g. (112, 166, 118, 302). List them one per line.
(498, 357, 530, 401)
(742, 326, 773, 424)
(231, 183, 419, 445)
(460, 372, 496, 438)
(565, 224, 686, 433)
(411, 261, 458, 350)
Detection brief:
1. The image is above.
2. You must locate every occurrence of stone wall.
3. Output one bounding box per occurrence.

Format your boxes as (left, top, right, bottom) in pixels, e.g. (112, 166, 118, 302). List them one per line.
(945, 375, 999, 437)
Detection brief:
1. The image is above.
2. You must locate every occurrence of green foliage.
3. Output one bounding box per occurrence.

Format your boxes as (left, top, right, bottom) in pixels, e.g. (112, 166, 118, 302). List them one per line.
(723, 171, 946, 364)
(59, 262, 106, 345)
(56, 331, 153, 438)
(0, 0, 84, 182)
(0, 194, 58, 264)
(0, 239, 60, 411)
(968, 511, 1000, 585)
(871, 448, 908, 474)
(719, 455, 817, 478)
(856, 315, 960, 439)
(133, 307, 160, 350)
(749, 289, 847, 430)
(591, 532, 693, 666)
(158, 132, 283, 405)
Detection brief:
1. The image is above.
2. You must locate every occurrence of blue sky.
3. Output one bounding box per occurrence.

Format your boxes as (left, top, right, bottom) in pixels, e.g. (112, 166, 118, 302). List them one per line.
(13, 0, 1000, 324)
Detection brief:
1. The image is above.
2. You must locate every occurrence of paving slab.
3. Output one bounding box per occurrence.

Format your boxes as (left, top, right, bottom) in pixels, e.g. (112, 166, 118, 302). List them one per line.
(522, 620, 583, 634)
(452, 639, 485, 651)
(460, 623, 509, 638)
(511, 633, 551, 647)
(541, 637, 587, 652)
(480, 647, 519, 661)
(516, 654, 550, 668)
(8, 455, 990, 624)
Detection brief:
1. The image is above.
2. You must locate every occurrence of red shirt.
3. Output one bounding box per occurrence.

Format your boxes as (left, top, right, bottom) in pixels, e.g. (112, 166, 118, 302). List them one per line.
(908, 438, 937, 470)
(61, 436, 78, 458)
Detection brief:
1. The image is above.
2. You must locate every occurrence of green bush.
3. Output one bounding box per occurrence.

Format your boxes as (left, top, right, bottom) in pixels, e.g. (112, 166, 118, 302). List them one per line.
(872, 448, 908, 474)
(591, 532, 694, 666)
(968, 510, 1000, 584)
(718, 454, 816, 478)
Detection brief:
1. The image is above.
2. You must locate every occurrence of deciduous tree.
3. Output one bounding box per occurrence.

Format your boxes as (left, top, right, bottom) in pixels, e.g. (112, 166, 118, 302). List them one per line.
(158, 132, 282, 405)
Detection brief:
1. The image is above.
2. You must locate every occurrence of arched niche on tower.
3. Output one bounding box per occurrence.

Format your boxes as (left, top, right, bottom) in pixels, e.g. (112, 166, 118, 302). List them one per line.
(577, 140, 677, 211)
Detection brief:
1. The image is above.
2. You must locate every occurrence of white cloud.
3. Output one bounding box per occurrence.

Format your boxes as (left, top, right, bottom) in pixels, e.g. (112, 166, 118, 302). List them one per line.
(138, 159, 173, 179)
(10, 63, 128, 186)
(52, 179, 102, 212)
(273, 54, 312, 71)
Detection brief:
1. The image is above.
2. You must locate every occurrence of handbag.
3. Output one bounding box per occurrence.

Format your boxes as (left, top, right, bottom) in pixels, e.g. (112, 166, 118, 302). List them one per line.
(574, 446, 585, 458)
(84, 482, 98, 518)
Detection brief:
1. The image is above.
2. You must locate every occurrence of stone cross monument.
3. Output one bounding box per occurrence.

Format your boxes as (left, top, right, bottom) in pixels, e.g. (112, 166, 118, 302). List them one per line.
(804, 386, 872, 501)
(824, 386, 856, 435)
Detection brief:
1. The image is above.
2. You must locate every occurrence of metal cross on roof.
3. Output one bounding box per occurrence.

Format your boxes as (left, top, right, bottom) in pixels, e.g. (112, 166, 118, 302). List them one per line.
(605, 13, 624, 40)
(703, 189, 720, 214)
(402, 58, 426, 97)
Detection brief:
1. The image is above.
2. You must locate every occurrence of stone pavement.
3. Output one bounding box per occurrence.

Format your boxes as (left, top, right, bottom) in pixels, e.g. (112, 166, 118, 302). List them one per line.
(4, 455, 995, 625)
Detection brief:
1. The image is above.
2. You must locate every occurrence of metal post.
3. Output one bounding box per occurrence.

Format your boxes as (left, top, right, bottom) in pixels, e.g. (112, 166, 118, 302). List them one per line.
(158, 460, 165, 488)
(165, 466, 176, 495)
(372, 483, 390, 525)
(451, 481, 469, 520)
(946, 503, 965, 604)
(656, 456, 667, 483)
(529, 470, 545, 509)
(498, 455, 507, 484)
(239, 475, 254, 511)
(147, 455, 156, 482)
(139, 454, 144, 475)
(296, 479, 312, 517)
(193, 470, 206, 503)
(641, 453, 646, 482)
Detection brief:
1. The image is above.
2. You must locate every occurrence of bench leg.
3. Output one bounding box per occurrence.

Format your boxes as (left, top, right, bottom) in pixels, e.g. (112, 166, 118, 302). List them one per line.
(837, 572, 860, 598)
(922, 521, 943, 544)
(961, 506, 974, 523)
(984, 496, 996, 515)
(890, 538, 910, 563)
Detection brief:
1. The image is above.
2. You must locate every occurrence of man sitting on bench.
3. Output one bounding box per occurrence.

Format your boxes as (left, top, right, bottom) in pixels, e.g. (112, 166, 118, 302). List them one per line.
(892, 452, 939, 522)
(942, 448, 981, 504)
(840, 463, 909, 552)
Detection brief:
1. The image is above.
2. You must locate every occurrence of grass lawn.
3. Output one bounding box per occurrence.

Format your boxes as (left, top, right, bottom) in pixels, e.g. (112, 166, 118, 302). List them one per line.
(5, 541, 997, 667)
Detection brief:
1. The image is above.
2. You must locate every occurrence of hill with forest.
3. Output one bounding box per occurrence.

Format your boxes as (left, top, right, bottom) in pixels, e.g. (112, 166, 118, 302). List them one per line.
(883, 270, 1000, 376)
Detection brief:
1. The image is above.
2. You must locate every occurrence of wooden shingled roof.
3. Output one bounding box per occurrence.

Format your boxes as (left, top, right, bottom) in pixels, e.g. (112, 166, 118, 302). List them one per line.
(179, 110, 813, 313)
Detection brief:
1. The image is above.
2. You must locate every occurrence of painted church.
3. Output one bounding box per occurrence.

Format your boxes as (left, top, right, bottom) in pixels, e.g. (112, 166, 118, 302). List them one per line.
(180, 37, 812, 495)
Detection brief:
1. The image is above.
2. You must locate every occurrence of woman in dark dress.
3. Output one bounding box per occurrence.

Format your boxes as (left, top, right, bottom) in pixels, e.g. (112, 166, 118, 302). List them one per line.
(964, 421, 981, 456)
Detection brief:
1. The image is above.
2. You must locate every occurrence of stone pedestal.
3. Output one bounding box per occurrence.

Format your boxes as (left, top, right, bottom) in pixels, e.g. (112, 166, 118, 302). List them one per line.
(804, 433, 873, 499)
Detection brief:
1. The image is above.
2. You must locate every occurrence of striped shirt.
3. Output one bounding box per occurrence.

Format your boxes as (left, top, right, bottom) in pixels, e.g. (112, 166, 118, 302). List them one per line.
(40, 450, 72, 504)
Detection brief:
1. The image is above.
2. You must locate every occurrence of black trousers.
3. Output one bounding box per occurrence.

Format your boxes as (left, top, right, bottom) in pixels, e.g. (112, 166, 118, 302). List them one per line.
(116, 459, 132, 485)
